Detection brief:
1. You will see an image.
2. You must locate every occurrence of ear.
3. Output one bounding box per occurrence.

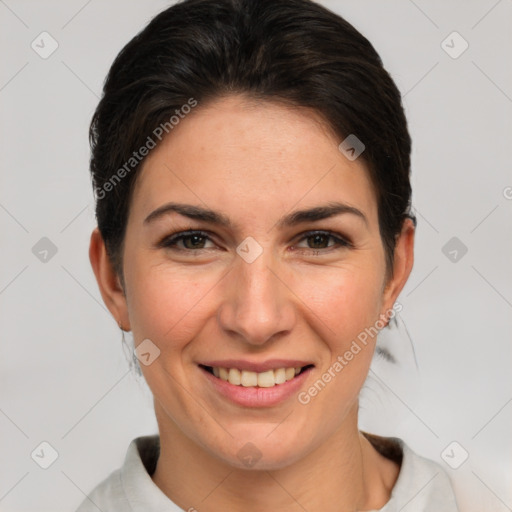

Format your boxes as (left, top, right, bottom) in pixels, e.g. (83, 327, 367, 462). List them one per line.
(89, 227, 131, 331)
(380, 218, 415, 318)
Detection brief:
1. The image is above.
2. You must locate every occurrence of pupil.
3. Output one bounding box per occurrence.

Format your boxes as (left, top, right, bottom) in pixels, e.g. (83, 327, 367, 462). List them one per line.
(185, 235, 204, 249)
(309, 234, 328, 249)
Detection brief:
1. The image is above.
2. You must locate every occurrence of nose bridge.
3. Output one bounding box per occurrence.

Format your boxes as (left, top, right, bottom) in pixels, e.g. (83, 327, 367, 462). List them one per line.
(218, 249, 295, 345)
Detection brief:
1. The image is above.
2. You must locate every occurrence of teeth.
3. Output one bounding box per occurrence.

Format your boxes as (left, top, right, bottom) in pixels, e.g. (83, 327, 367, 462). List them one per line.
(212, 366, 306, 387)
(241, 370, 258, 387)
(285, 368, 295, 380)
(228, 368, 241, 385)
(257, 370, 275, 388)
(274, 368, 286, 384)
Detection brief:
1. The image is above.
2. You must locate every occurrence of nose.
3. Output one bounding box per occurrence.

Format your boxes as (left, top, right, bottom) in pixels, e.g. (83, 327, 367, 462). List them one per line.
(217, 251, 296, 347)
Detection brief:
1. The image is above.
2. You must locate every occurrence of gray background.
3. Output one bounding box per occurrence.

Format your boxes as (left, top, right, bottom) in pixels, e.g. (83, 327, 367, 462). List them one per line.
(1, 1, 511, 511)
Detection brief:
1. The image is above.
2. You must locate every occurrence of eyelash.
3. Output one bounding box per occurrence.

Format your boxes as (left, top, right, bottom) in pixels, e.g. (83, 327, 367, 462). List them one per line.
(158, 229, 353, 254)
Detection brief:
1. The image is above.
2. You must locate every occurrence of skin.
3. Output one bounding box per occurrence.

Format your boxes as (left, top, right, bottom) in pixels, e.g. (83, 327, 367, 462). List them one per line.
(90, 95, 415, 511)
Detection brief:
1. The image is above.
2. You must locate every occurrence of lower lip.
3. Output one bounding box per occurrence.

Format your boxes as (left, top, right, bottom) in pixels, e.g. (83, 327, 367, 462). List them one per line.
(200, 366, 314, 408)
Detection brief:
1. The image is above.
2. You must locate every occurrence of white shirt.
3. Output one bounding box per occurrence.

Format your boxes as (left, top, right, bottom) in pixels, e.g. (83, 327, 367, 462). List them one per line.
(75, 434, 459, 511)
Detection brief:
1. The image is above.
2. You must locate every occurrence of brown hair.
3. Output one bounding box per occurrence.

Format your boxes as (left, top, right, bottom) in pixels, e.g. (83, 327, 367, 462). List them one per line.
(89, 0, 416, 282)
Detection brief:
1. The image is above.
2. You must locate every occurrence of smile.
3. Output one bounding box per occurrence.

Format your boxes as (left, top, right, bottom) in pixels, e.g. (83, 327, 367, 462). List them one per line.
(200, 365, 314, 388)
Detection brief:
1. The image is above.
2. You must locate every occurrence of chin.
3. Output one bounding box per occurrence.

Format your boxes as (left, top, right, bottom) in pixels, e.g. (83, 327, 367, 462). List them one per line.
(211, 427, 314, 471)
(224, 446, 305, 472)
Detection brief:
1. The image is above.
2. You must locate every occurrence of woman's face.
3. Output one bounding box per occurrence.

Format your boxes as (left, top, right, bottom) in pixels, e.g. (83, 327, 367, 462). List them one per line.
(92, 95, 413, 469)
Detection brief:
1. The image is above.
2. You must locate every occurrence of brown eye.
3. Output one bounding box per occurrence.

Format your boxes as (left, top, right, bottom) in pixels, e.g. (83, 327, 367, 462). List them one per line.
(295, 230, 352, 253)
(306, 233, 331, 249)
(160, 231, 215, 251)
(181, 234, 208, 249)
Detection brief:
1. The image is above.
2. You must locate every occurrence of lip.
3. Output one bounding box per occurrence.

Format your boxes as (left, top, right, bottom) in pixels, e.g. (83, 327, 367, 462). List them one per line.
(199, 363, 314, 408)
(199, 359, 314, 373)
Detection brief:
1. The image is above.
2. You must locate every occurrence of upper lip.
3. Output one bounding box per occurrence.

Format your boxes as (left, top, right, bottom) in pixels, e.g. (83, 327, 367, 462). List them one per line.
(199, 359, 314, 373)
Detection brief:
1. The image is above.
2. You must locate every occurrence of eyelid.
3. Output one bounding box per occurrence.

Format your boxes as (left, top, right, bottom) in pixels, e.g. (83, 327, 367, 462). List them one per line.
(158, 229, 353, 252)
(157, 229, 215, 249)
(293, 229, 353, 249)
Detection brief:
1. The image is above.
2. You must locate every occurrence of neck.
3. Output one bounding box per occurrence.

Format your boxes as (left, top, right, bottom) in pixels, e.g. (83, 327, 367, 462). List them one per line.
(151, 403, 398, 512)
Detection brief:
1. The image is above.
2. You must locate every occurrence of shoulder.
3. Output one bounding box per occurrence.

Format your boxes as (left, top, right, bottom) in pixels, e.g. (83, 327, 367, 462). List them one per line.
(75, 465, 126, 512)
(74, 435, 181, 512)
(365, 433, 460, 512)
(392, 441, 459, 511)
(76, 433, 459, 512)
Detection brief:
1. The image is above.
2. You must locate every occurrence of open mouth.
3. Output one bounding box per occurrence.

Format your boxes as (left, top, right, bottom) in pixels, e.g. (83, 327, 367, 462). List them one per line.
(199, 364, 314, 388)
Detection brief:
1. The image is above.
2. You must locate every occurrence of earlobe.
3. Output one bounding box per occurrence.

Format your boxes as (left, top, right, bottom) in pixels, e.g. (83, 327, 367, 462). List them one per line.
(381, 218, 415, 315)
(89, 228, 131, 331)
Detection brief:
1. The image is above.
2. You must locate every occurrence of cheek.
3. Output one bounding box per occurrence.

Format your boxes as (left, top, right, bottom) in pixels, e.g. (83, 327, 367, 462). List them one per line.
(125, 258, 220, 346)
(295, 261, 385, 347)
(126, 252, 385, 350)
(297, 269, 384, 404)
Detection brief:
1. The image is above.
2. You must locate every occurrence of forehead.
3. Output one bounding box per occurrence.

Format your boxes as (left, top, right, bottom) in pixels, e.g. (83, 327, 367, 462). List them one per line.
(130, 95, 378, 230)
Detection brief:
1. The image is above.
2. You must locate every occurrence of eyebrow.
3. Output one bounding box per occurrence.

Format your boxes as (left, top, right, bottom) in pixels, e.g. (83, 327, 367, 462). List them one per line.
(143, 201, 368, 229)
